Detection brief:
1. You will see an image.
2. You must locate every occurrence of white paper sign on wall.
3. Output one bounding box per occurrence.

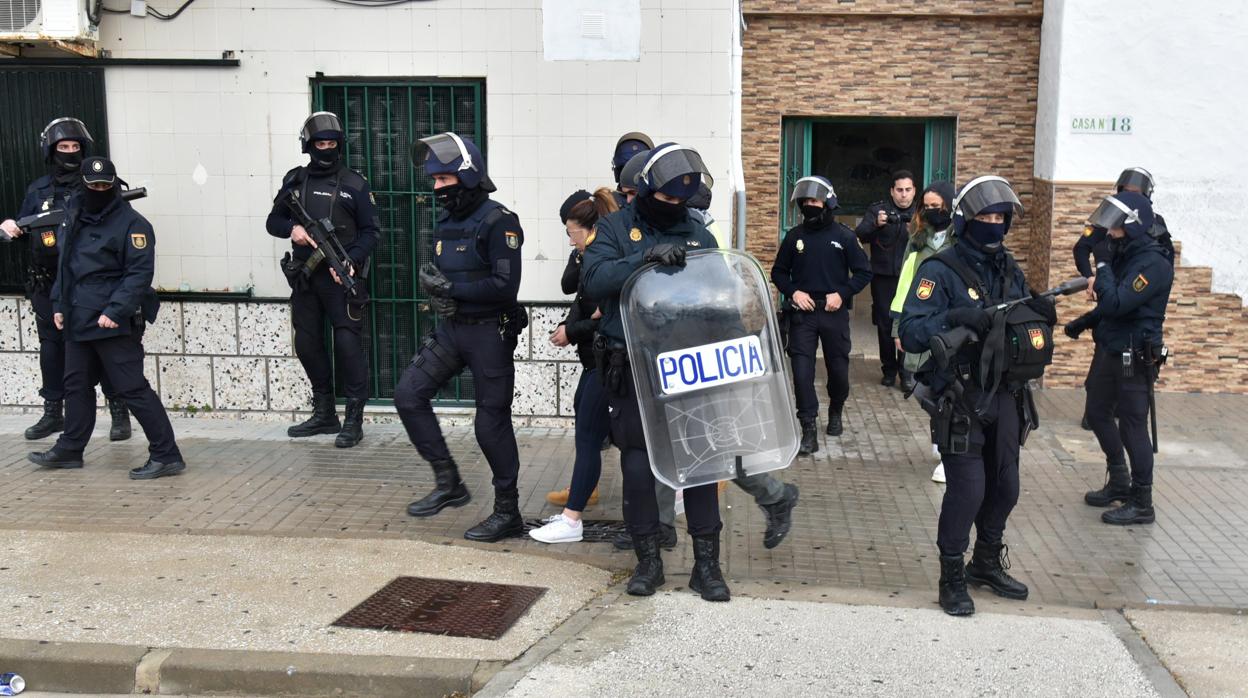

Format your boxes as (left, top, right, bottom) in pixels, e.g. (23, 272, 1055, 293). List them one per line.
(543, 0, 641, 61)
(1071, 115, 1134, 135)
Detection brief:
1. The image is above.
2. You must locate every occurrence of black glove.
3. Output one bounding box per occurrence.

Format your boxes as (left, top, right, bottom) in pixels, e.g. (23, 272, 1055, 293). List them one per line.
(946, 307, 992, 336)
(1025, 295, 1058, 325)
(1064, 313, 1091, 340)
(419, 262, 453, 297)
(643, 243, 686, 268)
(430, 294, 457, 319)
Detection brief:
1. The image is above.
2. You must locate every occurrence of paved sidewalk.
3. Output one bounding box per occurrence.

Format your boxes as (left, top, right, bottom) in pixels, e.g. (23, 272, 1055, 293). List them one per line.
(3, 359, 1246, 611)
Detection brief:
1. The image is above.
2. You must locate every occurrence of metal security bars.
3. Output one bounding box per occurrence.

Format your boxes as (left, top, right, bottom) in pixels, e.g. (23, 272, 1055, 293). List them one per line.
(313, 79, 486, 404)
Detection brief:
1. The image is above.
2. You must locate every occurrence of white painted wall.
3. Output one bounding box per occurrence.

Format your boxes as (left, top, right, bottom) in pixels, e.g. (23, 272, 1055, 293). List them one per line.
(97, 0, 736, 300)
(1035, 0, 1248, 303)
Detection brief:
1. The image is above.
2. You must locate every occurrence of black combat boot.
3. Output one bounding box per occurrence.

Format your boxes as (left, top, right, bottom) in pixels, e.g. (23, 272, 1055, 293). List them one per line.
(24, 400, 64, 440)
(27, 447, 83, 469)
(406, 459, 471, 517)
(938, 554, 975, 616)
(1085, 461, 1130, 507)
(798, 418, 819, 455)
(900, 371, 917, 393)
(689, 534, 731, 602)
(614, 524, 677, 551)
(108, 398, 132, 442)
(626, 534, 665, 596)
(825, 408, 843, 437)
(129, 458, 186, 480)
(965, 541, 1029, 600)
(761, 483, 800, 549)
(464, 490, 524, 542)
(334, 398, 366, 448)
(1102, 484, 1155, 525)
(1080, 414, 1092, 430)
(287, 391, 340, 437)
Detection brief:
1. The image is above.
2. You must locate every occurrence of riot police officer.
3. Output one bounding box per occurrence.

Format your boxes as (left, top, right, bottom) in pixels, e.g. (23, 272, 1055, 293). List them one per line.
(616, 149, 649, 206)
(856, 170, 918, 389)
(900, 176, 1057, 616)
(583, 143, 731, 602)
(27, 158, 185, 480)
(1072, 167, 1174, 430)
(266, 112, 380, 448)
(611, 132, 653, 207)
(771, 176, 872, 453)
(397, 132, 528, 543)
(1, 118, 131, 442)
(1065, 192, 1172, 526)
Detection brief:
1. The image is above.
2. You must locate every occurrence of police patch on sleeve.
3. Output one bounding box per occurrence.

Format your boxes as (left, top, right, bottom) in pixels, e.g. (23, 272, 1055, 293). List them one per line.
(916, 278, 935, 300)
(130, 233, 148, 249)
(1133, 273, 1149, 292)
(505, 231, 520, 249)
(1083, 225, 1094, 237)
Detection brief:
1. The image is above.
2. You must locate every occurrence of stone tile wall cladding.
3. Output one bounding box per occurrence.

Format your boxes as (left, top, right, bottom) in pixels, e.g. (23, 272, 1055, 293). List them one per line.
(0, 298, 584, 422)
(1036, 181, 1248, 394)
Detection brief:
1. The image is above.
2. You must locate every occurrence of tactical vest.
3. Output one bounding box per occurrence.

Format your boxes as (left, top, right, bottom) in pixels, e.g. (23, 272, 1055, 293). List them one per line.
(434, 198, 512, 316)
(299, 167, 358, 248)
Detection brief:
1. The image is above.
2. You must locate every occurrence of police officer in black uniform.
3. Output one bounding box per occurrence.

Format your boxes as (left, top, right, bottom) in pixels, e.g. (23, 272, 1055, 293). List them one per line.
(1, 118, 131, 443)
(27, 157, 185, 480)
(266, 112, 380, 448)
(611, 132, 653, 207)
(1073, 167, 1174, 430)
(771, 176, 872, 453)
(900, 176, 1057, 616)
(583, 143, 731, 602)
(397, 132, 528, 543)
(1065, 192, 1173, 526)
(857, 170, 918, 389)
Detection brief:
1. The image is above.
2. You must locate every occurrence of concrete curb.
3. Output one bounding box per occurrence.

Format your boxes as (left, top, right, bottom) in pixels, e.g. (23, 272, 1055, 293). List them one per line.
(1101, 610, 1189, 698)
(0, 637, 500, 696)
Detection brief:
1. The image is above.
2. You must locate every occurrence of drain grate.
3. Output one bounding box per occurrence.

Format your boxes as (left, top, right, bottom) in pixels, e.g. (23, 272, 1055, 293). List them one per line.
(332, 576, 546, 640)
(525, 518, 628, 543)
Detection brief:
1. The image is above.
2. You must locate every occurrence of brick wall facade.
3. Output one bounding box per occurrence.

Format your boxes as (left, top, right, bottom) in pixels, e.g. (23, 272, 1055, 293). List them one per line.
(743, 0, 1042, 16)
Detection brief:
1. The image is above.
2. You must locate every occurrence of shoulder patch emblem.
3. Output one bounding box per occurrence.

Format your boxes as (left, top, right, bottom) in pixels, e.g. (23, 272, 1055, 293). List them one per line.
(1133, 273, 1149, 292)
(629, 228, 643, 242)
(967, 287, 980, 301)
(435, 240, 442, 256)
(41, 231, 56, 247)
(130, 233, 147, 250)
(916, 278, 935, 300)
(1083, 225, 1094, 237)
(1029, 327, 1046, 350)
(505, 231, 520, 249)
(796, 239, 805, 253)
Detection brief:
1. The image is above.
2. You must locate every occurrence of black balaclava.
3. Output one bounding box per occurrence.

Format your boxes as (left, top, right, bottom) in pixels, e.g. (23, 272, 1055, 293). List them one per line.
(436, 183, 488, 220)
(51, 148, 84, 186)
(963, 202, 1013, 250)
(308, 144, 342, 173)
(83, 186, 117, 214)
(637, 194, 686, 230)
(800, 203, 833, 228)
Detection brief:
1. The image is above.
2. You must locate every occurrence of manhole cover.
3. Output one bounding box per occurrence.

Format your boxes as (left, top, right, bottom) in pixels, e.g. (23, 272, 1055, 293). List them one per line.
(332, 576, 546, 640)
(524, 518, 628, 543)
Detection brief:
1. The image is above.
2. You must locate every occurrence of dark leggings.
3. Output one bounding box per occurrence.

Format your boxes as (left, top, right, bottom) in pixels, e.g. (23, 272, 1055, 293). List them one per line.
(566, 368, 611, 512)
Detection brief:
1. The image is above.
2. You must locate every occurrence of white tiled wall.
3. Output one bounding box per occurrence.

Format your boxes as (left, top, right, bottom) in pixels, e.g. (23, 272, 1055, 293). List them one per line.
(97, 0, 737, 300)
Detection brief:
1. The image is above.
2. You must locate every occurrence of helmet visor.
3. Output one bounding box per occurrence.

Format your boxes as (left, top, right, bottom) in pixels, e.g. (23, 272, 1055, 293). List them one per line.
(1115, 167, 1155, 197)
(641, 145, 714, 192)
(300, 112, 343, 141)
(1088, 195, 1142, 230)
(412, 132, 476, 172)
(42, 117, 92, 147)
(954, 176, 1023, 219)
(790, 176, 834, 203)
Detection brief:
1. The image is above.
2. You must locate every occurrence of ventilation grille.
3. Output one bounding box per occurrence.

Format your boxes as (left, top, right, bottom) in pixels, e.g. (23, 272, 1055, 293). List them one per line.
(0, 0, 41, 33)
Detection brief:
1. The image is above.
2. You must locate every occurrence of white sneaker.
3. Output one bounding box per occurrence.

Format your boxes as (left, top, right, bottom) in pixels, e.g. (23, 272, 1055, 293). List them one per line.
(529, 514, 584, 543)
(931, 462, 946, 484)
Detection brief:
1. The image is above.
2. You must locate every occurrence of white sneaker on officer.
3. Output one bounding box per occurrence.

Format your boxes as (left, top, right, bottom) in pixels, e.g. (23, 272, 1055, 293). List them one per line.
(931, 462, 947, 484)
(529, 514, 584, 543)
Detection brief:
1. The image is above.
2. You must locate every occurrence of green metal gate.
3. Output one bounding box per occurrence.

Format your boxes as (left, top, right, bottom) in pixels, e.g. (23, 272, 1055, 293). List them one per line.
(0, 68, 110, 293)
(312, 79, 486, 403)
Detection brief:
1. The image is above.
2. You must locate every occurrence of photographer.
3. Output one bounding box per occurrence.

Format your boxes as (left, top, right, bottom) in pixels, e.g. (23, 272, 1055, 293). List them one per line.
(856, 170, 918, 389)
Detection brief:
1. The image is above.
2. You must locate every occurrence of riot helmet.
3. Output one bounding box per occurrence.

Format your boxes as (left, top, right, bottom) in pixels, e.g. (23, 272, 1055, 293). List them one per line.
(299, 111, 344, 153)
(1088, 191, 1154, 239)
(790, 176, 838, 208)
(412, 131, 495, 192)
(951, 175, 1023, 249)
(1115, 167, 1155, 199)
(618, 149, 651, 195)
(612, 131, 654, 183)
(637, 143, 713, 201)
(40, 117, 93, 164)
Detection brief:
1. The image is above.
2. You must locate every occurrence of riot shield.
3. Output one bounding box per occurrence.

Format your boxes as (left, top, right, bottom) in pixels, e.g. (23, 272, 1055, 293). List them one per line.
(621, 249, 799, 489)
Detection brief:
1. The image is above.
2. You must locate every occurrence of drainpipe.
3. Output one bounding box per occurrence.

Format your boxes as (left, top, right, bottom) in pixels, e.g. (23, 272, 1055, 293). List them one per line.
(730, 1, 747, 251)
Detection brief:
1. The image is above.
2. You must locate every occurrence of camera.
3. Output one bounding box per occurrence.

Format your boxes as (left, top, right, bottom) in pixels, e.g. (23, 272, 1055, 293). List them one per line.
(885, 211, 912, 225)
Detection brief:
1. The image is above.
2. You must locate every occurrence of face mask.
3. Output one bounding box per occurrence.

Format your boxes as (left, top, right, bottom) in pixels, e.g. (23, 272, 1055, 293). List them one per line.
(434, 183, 465, 212)
(637, 195, 686, 230)
(83, 186, 117, 214)
(965, 219, 1007, 248)
(800, 204, 828, 226)
(310, 146, 340, 169)
(53, 150, 83, 174)
(922, 208, 951, 231)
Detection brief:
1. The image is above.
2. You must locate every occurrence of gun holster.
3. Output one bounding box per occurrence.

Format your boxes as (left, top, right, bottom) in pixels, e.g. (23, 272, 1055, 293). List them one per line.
(930, 389, 972, 456)
(1018, 385, 1039, 447)
(499, 306, 529, 339)
(280, 252, 307, 289)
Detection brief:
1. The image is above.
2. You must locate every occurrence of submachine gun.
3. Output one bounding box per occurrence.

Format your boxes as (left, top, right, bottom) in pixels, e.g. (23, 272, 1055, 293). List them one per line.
(12, 187, 148, 236)
(278, 188, 363, 299)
